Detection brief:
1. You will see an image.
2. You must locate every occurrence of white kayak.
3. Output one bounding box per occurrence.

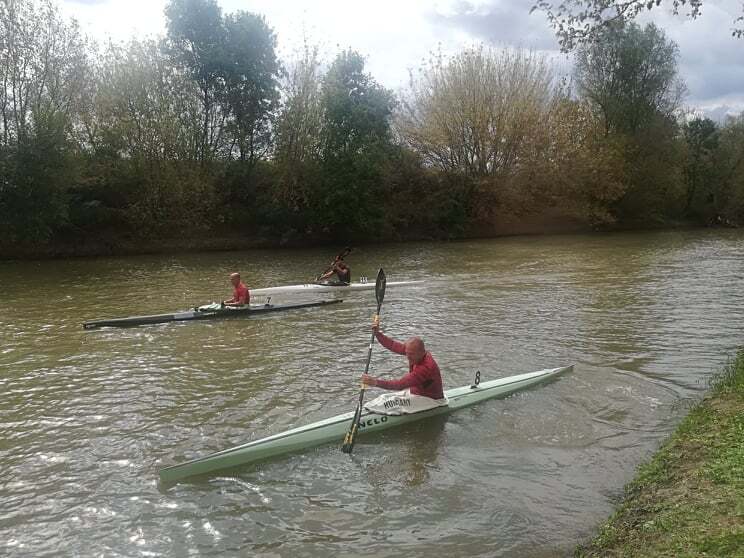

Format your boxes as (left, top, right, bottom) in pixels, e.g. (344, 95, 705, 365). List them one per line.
(250, 279, 422, 297)
(159, 365, 572, 484)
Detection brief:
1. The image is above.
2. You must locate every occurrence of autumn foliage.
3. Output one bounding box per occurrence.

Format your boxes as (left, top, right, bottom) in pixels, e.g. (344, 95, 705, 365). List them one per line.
(1, 0, 743, 255)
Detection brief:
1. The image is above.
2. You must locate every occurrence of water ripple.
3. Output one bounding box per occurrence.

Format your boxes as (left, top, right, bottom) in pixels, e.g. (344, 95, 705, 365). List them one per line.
(1, 230, 744, 556)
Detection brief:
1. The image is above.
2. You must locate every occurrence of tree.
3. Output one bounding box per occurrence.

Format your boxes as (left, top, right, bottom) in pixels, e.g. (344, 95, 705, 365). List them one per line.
(320, 50, 395, 160)
(164, 0, 226, 161)
(614, 111, 686, 221)
(0, 114, 74, 243)
(273, 42, 324, 215)
(0, 0, 89, 145)
(532, 0, 743, 51)
(313, 50, 396, 237)
(712, 114, 744, 224)
(0, 0, 89, 242)
(94, 40, 203, 162)
(515, 97, 627, 226)
(275, 42, 323, 167)
(87, 39, 216, 235)
(398, 46, 555, 179)
(575, 22, 686, 221)
(575, 22, 684, 136)
(221, 11, 280, 164)
(683, 117, 720, 219)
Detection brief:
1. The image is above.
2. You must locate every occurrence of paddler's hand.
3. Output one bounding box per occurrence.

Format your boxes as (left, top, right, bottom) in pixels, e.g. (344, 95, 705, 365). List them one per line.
(361, 374, 377, 387)
(371, 314, 380, 330)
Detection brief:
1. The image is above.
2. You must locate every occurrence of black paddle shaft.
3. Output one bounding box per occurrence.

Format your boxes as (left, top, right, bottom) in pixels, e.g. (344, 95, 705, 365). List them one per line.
(342, 268, 386, 454)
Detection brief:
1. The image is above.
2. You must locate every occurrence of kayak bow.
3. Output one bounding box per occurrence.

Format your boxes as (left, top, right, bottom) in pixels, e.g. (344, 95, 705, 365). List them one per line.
(159, 365, 572, 483)
(83, 299, 342, 329)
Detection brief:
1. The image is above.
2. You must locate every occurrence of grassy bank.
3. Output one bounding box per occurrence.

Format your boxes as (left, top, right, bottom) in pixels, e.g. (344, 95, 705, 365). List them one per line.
(577, 351, 744, 557)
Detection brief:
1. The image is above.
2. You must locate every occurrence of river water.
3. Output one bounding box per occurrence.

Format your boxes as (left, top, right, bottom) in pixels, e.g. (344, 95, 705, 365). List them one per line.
(2, 229, 743, 557)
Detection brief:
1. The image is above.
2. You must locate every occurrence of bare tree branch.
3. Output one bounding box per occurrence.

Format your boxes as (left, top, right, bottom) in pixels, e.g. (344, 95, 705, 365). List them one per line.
(531, 0, 742, 51)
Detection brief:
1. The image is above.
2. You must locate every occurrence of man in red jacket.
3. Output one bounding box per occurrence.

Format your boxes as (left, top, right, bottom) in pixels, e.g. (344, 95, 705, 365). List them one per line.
(361, 316, 444, 400)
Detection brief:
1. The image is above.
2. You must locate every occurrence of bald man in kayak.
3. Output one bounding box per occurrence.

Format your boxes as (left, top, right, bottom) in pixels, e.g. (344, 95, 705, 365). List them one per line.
(361, 316, 444, 400)
(222, 272, 250, 307)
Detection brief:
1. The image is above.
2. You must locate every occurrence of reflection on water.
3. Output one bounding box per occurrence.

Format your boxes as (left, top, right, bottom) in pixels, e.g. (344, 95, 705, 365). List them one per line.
(1, 229, 744, 557)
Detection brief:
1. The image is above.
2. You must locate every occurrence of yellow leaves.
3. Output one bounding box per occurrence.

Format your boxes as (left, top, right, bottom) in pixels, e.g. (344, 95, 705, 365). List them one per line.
(397, 46, 555, 179)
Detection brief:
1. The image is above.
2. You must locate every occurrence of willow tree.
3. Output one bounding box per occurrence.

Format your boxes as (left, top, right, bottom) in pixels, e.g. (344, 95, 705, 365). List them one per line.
(398, 47, 555, 180)
(575, 22, 684, 137)
(575, 22, 686, 220)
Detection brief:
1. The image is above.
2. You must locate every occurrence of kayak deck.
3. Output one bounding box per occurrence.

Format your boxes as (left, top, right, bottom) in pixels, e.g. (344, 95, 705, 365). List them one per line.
(83, 299, 342, 329)
(159, 365, 572, 484)
(251, 280, 422, 297)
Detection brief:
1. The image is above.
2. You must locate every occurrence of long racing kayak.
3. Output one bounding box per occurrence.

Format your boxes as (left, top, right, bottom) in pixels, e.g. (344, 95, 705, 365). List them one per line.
(83, 299, 342, 329)
(159, 365, 572, 483)
(250, 279, 422, 297)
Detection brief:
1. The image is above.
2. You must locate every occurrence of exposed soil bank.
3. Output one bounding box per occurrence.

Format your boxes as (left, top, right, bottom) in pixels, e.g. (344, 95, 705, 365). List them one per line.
(577, 351, 744, 557)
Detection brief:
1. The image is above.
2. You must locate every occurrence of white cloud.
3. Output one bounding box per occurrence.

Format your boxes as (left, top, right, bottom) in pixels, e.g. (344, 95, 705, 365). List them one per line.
(643, 0, 744, 109)
(59, 0, 166, 44)
(58, 0, 744, 115)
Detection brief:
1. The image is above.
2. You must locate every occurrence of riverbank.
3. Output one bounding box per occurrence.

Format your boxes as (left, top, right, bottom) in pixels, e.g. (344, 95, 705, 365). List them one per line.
(0, 210, 592, 260)
(0, 212, 714, 261)
(577, 350, 744, 557)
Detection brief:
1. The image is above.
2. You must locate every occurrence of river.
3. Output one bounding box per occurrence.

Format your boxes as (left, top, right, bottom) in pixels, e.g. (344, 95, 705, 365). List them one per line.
(2, 229, 743, 557)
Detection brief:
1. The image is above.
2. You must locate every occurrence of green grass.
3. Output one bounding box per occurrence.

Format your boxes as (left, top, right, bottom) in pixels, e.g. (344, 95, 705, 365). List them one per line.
(576, 350, 744, 557)
(710, 350, 744, 394)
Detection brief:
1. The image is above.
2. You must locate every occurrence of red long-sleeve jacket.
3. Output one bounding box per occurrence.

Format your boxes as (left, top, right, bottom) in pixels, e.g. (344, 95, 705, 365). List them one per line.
(373, 330, 444, 400)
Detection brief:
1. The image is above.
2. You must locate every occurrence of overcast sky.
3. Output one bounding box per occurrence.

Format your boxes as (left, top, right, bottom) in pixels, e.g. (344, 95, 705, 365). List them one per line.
(59, 0, 744, 119)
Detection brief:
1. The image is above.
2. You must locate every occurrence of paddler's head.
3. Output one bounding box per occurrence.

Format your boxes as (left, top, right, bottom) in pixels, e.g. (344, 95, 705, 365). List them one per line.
(230, 272, 241, 287)
(404, 337, 426, 365)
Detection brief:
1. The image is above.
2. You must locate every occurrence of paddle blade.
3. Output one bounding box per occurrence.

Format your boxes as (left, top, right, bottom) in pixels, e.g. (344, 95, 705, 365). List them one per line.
(341, 406, 362, 454)
(341, 423, 358, 454)
(375, 268, 386, 307)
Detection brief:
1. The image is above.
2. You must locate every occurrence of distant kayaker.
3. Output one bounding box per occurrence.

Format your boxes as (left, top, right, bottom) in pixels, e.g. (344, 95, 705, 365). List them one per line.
(319, 259, 351, 284)
(361, 315, 445, 400)
(222, 272, 250, 306)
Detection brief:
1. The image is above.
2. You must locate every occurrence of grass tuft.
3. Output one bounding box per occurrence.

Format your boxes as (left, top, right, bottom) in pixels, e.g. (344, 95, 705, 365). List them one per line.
(709, 348, 744, 394)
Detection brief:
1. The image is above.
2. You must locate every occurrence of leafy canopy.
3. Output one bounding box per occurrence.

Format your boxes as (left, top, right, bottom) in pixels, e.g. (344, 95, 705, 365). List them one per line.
(532, 0, 743, 51)
(574, 22, 683, 136)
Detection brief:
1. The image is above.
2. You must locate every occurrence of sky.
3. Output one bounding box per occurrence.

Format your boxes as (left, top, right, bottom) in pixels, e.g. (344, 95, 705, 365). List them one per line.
(59, 0, 744, 119)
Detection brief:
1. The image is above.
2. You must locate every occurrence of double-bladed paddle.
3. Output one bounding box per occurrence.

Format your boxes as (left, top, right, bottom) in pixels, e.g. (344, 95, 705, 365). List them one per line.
(316, 246, 352, 282)
(341, 267, 386, 454)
